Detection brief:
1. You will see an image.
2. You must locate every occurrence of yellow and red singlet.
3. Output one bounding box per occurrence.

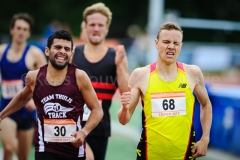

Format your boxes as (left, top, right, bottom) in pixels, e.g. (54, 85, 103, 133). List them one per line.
(137, 62, 196, 160)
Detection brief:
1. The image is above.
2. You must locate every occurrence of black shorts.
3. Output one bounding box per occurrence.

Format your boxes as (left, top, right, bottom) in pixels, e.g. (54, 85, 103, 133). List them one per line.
(35, 152, 86, 160)
(86, 136, 109, 160)
(9, 115, 36, 130)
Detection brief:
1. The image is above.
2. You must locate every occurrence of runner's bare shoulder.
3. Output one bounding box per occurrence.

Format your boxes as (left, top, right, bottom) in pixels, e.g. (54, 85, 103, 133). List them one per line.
(29, 45, 44, 55)
(25, 69, 40, 87)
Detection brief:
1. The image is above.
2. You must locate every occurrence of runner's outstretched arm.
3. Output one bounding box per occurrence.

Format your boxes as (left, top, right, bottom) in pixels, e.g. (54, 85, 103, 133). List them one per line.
(0, 71, 35, 125)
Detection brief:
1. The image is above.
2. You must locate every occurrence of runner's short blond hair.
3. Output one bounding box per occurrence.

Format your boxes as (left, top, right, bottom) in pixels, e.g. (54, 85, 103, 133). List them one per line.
(83, 2, 112, 27)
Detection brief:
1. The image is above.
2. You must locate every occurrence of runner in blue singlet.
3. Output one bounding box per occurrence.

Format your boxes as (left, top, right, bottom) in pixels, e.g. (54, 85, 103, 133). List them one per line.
(0, 13, 47, 160)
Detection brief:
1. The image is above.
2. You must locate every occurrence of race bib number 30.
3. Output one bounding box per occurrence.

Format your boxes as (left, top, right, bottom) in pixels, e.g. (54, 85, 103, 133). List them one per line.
(151, 92, 186, 117)
(44, 118, 76, 142)
(1, 80, 23, 99)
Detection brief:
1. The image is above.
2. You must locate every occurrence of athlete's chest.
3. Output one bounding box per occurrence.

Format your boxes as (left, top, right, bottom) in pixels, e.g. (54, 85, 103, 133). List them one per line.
(145, 74, 192, 117)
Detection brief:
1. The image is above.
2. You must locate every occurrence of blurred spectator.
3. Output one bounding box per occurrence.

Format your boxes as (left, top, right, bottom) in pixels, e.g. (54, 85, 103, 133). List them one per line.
(43, 20, 62, 38)
(126, 24, 149, 70)
(38, 20, 63, 51)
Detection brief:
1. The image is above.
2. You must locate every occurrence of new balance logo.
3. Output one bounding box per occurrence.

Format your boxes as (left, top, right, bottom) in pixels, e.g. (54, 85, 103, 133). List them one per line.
(179, 83, 187, 88)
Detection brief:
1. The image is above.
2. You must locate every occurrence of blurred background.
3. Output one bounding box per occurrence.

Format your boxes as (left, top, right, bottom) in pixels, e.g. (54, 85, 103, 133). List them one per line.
(0, 0, 240, 159)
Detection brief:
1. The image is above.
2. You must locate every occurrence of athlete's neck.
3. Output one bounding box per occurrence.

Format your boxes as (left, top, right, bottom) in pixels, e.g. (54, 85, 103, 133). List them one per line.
(83, 43, 108, 63)
(11, 41, 27, 54)
(156, 61, 178, 82)
(46, 63, 68, 86)
(84, 43, 108, 55)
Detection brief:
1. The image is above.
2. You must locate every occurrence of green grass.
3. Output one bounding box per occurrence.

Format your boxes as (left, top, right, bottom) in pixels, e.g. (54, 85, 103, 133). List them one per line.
(106, 135, 137, 160)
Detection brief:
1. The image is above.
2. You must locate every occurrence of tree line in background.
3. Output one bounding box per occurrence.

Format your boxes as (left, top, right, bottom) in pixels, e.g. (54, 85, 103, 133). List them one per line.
(0, 0, 240, 43)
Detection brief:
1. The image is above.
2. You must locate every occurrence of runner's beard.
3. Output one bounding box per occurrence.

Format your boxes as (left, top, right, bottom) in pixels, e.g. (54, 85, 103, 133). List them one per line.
(49, 58, 69, 70)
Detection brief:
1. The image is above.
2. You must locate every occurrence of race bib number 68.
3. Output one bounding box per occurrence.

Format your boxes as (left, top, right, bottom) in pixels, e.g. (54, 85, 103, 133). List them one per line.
(151, 92, 186, 117)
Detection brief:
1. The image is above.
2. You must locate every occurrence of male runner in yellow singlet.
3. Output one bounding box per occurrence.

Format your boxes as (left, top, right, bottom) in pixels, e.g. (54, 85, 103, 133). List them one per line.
(118, 22, 212, 160)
